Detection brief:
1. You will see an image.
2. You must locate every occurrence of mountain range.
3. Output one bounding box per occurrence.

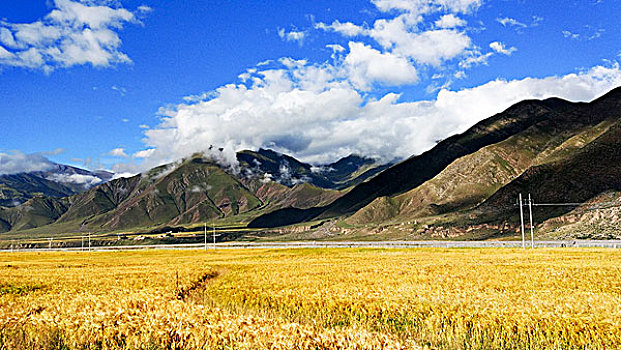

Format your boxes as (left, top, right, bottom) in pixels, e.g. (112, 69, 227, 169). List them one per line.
(249, 86, 621, 239)
(1, 86, 620, 240)
(0, 149, 387, 236)
(0, 164, 113, 207)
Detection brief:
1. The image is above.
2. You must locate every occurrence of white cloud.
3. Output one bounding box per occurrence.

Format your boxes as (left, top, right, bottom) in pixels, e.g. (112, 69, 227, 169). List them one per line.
(326, 44, 345, 53)
(137, 5, 153, 14)
(133, 148, 155, 158)
(319, 15, 470, 66)
(496, 17, 527, 29)
(435, 14, 466, 28)
(453, 70, 466, 79)
(315, 0, 476, 71)
(0, 46, 13, 59)
(345, 42, 418, 90)
(315, 21, 365, 37)
(497, 16, 543, 32)
(326, 44, 346, 60)
(489, 41, 516, 55)
(0, 28, 18, 48)
(111, 172, 136, 180)
(562, 27, 605, 41)
(390, 29, 471, 66)
(278, 28, 306, 45)
(108, 147, 128, 158)
(46, 173, 102, 187)
(98, 0, 619, 173)
(129, 60, 621, 169)
(112, 85, 127, 95)
(370, 0, 482, 14)
(458, 50, 492, 69)
(0, 151, 56, 175)
(562, 30, 579, 40)
(0, 0, 145, 72)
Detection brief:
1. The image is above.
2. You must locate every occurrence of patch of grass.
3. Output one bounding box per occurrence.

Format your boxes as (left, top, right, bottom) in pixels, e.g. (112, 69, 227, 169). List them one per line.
(0, 283, 43, 296)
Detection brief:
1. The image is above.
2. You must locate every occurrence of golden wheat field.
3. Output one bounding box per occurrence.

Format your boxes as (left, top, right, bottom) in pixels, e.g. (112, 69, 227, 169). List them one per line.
(1, 248, 620, 349)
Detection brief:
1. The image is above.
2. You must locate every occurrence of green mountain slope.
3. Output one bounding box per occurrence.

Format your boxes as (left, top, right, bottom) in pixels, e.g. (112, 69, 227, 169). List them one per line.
(0, 174, 75, 207)
(247, 180, 344, 210)
(0, 197, 69, 232)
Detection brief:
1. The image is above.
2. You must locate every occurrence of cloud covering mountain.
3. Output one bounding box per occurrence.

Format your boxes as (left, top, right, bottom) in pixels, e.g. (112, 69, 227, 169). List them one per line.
(131, 61, 621, 172)
(114, 0, 621, 172)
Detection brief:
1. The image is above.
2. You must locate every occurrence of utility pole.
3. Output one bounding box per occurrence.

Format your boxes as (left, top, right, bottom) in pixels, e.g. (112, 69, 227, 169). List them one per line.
(88, 232, 91, 252)
(528, 193, 535, 249)
(213, 222, 216, 250)
(204, 223, 207, 252)
(49, 237, 52, 250)
(81, 235, 84, 252)
(519, 193, 525, 249)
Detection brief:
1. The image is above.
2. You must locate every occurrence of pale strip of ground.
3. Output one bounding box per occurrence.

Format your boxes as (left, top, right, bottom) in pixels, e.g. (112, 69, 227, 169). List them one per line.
(2, 239, 621, 253)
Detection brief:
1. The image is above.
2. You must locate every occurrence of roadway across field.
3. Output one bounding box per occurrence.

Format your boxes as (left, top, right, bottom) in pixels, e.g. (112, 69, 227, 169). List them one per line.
(3, 240, 621, 252)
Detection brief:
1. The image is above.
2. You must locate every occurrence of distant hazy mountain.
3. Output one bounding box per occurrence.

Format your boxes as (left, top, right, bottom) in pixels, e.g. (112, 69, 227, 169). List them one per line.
(0, 163, 113, 207)
(0, 150, 386, 234)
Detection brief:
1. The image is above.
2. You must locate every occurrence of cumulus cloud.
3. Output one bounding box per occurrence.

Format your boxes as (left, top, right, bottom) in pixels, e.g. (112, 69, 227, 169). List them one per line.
(435, 14, 466, 28)
(129, 60, 621, 169)
(390, 29, 471, 66)
(0, 0, 146, 72)
(489, 41, 516, 55)
(0, 151, 55, 175)
(345, 42, 418, 90)
(315, 0, 476, 83)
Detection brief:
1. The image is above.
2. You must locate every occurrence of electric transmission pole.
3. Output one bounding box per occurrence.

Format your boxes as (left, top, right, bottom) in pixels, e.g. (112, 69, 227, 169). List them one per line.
(528, 193, 534, 249)
(519, 193, 525, 249)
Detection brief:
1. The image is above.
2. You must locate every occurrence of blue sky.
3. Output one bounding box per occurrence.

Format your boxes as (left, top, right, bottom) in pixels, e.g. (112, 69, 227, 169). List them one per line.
(1, 0, 620, 175)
